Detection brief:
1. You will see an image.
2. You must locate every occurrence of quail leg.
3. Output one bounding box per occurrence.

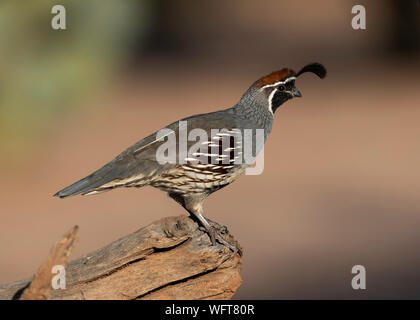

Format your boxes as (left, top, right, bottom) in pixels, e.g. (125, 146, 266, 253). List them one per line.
(206, 217, 228, 234)
(193, 212, 242, 255)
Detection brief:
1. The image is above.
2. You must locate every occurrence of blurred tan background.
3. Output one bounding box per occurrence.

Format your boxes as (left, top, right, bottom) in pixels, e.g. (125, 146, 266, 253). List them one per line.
(0, 0, 419, 299)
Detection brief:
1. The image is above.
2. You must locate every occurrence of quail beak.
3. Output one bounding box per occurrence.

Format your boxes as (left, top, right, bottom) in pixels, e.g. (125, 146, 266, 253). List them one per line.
(292, 88, 302, 98)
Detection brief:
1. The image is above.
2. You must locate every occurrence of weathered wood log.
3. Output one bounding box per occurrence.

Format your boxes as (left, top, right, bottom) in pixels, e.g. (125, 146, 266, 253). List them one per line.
(20, 225, 79, 300)
(0, 215, 242, 300)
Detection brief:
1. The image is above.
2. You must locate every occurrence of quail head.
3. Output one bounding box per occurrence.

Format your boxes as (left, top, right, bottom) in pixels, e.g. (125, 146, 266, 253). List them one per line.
(55, 63, 327, 254)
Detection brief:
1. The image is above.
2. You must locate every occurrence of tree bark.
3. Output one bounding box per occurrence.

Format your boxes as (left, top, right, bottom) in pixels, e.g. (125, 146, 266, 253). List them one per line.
(0, 215, 242, 300)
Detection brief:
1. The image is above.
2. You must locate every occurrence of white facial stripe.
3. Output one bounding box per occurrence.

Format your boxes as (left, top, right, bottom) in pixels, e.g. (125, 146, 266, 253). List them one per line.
(259, 76, 296, 91)
(267, 88, 278, 115)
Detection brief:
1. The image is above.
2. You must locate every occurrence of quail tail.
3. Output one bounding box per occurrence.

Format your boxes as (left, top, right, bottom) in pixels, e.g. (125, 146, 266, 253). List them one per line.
(54, 165, 118, 198)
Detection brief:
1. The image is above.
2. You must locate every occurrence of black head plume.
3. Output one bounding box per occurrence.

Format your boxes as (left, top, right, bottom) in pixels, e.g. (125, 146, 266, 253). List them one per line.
(296, 63, 327, 79)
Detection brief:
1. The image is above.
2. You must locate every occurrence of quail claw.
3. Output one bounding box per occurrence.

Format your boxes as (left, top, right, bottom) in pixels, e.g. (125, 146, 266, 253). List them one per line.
(207, 226, 242, 256)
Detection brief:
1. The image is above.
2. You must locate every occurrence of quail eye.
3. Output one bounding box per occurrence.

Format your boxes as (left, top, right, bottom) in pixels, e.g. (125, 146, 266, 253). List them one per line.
(278, 85, 285, 91)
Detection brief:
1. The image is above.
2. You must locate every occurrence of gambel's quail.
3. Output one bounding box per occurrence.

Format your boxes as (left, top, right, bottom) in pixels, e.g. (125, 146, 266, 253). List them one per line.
(55, 63, 327, 253)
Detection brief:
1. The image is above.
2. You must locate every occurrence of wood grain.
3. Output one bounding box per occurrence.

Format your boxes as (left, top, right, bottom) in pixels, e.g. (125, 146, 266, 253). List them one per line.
(0, 215, 242, 300)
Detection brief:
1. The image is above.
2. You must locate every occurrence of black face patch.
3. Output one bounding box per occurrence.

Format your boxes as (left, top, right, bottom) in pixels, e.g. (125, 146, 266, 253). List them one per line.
(270, 90, 292, 113)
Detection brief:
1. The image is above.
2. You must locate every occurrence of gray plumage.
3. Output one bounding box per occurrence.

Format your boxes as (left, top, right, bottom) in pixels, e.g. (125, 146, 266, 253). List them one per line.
(54, 108, 266, 198)
(54, 63, 326, 253)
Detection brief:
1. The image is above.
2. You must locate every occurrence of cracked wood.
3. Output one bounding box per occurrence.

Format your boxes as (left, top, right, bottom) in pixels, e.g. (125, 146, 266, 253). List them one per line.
(0, 215, 242, 300)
